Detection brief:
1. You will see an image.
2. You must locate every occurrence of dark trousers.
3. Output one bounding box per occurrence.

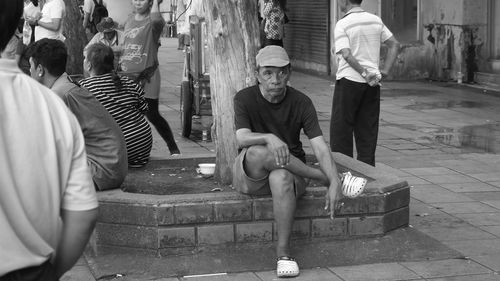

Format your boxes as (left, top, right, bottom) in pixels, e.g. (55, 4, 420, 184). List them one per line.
(145, 98, 180, 154)
(330, 78, 380, 166)
(263, 38, 283, 48)
(0, 260, 57, 281)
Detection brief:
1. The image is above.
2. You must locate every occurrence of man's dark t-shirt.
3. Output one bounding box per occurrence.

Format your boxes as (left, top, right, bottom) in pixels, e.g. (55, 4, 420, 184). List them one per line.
(234, 85, 322, 162)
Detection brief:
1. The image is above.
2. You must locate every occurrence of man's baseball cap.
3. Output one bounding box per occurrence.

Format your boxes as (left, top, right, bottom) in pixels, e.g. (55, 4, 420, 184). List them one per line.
(256, 45, 290, 67)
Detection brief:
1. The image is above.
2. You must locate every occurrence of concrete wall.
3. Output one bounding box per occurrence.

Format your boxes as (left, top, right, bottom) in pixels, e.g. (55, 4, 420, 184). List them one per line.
(326, 0, 489, 82)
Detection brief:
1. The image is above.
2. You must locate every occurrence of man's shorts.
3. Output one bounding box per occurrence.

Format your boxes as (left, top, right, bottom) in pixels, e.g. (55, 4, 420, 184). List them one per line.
(233, 148, 307, 197)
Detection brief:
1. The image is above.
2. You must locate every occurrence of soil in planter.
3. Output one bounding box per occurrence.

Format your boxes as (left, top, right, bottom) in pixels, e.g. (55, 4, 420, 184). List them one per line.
(121, 162, 338, 196)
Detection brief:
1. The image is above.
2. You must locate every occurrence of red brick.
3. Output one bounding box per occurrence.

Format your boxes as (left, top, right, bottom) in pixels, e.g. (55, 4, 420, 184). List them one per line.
(312, 218, 347, 238)
(383, 206, 409, 232)
(214, 200, 252, 222)
(95, 223, 158, 249)
(157, 204, 174, 225)
(98, 202, 157, 226)
(198, 224, 234, 245)
(174, 203, 213, 224)
(254, 198, 273, 220)
(384, 187, 410, 213)
(349, 215, 384, 236)
(236, 222, 273, 242)
(295, 197, 327, 218)
(158, 226, 195, 248)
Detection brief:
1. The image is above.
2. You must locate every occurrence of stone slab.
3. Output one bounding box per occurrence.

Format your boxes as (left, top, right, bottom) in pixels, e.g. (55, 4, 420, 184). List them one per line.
(330, 262, 421, 281)
(400, 258, 492, 279)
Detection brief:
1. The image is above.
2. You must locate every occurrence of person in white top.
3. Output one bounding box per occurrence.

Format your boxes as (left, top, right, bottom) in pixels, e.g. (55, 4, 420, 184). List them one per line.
(330, 0, 399, 166)
(0, 0, 98, 280)
(27, 0, 65, 41)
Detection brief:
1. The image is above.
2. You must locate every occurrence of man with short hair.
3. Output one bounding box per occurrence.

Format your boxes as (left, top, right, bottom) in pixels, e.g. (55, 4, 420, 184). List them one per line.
(27, 38, 128, 191)
(233, 45, 342, 278)
(0, 0, 98, 279)
(330, 0, 400, 166)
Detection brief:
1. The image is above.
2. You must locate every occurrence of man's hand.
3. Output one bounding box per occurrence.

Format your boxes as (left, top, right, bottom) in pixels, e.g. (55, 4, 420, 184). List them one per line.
(324, 177, 342, 219)
(265, 134, 289, 167)
(366, 72, 381, 87)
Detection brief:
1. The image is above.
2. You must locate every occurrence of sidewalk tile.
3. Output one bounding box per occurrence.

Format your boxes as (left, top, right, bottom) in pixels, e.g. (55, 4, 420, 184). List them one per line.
(409, 213, 468, 229)
(454, 213, 500, 226)
(418, 174, 481, 184)
(439, 182, 500, 193)
(329, 262, 422, 281)
(426, 273, 500, 281)
(489, 181, 500, 188)
(471, 254, 500, 271)
(480, 226, 500, 237)
(461, 192, 500, 201)
(255, 268, 343, 281)
(179, 272, 260, 281)
(470, 173, 500, 182)
(400, 258, 492, 278)
(417, 226, 496, 241)
(61, 265, 95, 281)
(429, 202, 500, 214)
(434, 160, 499, 174)
(410, 185, 474, 203)
(443, 239, 500, 256)
(483, 201, 500, 210)
(402, 167, 460, 176)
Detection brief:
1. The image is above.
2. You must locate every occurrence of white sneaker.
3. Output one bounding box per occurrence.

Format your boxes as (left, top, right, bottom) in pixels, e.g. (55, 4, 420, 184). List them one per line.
(340, 171, 367, 198)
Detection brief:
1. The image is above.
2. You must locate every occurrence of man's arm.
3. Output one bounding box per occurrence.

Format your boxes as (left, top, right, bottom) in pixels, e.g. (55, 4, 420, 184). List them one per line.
(337, 48, 379, 86)
(53, 208, 98, 278)
(83, 12, 91, 28)
(236, 128, 290, 167)
(309, 136, 341, 219)
(380, 36, 400, 76)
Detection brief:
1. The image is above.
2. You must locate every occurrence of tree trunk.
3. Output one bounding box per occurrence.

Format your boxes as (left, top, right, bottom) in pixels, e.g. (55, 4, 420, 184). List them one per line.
(203, 1, 260, 185)
(63, 0, 87, 75)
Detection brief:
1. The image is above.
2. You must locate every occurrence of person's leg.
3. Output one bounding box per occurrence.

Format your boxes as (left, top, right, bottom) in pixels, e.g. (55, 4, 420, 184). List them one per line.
(330, 78, 363, 158)
(244, 145, 328, 184)
(354, 85, 380, 166)
(145, 98, 181, 155)
(268, 169, 297, 257)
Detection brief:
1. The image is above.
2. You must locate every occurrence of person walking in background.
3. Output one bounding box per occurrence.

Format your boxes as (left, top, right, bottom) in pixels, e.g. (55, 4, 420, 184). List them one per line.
(121, 0, 181, 156)
(82, 0, 108, 38)
(22, 0, 41, 46)
(84, 17, 124, 70)
(330, 0, 399, 166)
(262, 0, 287, 47)
(27, 38, 128, 191)
(80, 43, 153, 168)
(0, 1, 98, 279)
(175, 0, 190, 50)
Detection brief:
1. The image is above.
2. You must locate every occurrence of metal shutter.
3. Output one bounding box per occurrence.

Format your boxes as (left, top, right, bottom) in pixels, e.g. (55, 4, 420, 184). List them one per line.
(284, 0, 330, 74)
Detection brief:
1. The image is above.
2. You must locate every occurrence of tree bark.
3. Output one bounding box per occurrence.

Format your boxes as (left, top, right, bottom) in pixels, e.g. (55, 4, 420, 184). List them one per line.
(63, 0, 87, 75)
(203, 0, 260, 185)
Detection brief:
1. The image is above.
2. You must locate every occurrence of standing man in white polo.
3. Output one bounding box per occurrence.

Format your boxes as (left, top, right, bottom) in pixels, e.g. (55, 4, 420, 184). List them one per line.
(330, 0, 399, 166)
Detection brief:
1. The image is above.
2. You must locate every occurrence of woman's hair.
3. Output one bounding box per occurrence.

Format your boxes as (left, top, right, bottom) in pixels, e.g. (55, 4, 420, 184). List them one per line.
(30, 0, 39, 7)
(86, 43, 122, 89)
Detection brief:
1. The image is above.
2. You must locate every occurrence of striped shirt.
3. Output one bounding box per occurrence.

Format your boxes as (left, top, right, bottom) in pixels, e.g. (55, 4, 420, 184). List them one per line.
(80, 74, 153, 166)
(334, 7, 393, 83)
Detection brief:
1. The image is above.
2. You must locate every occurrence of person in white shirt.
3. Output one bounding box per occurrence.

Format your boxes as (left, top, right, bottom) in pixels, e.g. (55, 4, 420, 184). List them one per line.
(27, 0, 65, 42)
(0, 0, 98, 279)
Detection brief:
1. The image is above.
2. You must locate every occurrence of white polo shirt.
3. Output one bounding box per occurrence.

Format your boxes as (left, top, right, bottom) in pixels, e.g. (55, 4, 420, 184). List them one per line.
(0, 59, 98, 276)
(35, 0, 66, 41)
(334, 7, 393, 83)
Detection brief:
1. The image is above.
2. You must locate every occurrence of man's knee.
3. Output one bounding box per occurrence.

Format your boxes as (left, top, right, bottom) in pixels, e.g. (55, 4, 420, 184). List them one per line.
(269, 169, 295, 196)
(245, 145, 273, 165)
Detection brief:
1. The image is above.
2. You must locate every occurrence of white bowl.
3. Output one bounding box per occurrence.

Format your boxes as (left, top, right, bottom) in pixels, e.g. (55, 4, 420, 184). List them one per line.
(197, 163, 215, 175)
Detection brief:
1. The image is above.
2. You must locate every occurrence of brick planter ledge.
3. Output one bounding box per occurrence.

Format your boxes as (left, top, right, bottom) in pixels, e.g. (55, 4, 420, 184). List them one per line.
(93, 152, 409, 256)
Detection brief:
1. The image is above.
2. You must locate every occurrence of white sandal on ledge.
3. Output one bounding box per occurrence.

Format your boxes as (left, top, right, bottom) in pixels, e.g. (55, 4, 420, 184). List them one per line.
(276, 256, 300, 278)
(340, 171, 367, 198)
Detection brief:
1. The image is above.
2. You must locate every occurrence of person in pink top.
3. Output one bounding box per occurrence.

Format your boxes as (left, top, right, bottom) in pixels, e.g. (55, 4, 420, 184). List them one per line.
(120, 0, 181, 156)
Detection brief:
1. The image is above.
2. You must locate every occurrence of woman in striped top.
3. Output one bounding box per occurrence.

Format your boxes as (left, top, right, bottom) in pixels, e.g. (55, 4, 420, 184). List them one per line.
(80, 43, 153, 168)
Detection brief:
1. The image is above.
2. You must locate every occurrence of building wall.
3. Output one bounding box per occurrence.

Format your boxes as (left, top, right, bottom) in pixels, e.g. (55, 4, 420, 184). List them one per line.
(323, 0, 490, 81)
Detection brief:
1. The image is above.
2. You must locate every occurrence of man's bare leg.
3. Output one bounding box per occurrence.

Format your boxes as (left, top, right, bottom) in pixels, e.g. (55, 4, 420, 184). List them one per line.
(268, 169, 297, 257)
(244, 145, 328, 183)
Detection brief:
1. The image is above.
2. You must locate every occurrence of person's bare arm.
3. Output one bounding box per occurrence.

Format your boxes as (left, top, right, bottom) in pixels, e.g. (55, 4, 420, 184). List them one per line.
(83, 12, 90, 28)
(337, 48, 379, 86)
(53, 208, 98, 278)
(380, 36, 400, 76)
(37, 18, 62, 31)
(236, 128, 289, 167)
(309, 136, 341, 219)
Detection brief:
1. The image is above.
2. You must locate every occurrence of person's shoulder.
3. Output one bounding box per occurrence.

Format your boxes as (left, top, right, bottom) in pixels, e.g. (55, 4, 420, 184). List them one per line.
(235, 85, 259, 99)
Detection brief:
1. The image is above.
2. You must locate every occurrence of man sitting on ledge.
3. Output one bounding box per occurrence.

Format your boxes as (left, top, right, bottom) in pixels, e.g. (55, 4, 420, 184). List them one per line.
(232, 45, 342, 278)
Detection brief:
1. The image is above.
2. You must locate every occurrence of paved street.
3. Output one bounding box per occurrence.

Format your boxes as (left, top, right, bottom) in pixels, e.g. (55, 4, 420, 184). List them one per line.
(63, 38, 500, 281)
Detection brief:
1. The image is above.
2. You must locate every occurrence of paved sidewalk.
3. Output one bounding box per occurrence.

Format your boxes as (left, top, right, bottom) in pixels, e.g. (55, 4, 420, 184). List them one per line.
(63, 38, 500, 281)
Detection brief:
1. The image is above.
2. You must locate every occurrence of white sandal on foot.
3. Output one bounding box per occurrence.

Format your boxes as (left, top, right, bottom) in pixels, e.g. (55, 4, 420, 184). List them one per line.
(340, 171, 367, 198)
(276, 256, 299, 278)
